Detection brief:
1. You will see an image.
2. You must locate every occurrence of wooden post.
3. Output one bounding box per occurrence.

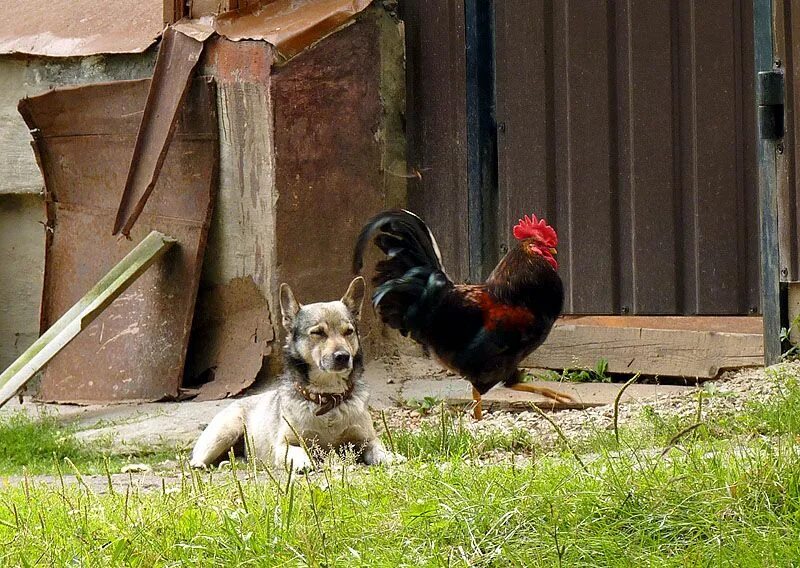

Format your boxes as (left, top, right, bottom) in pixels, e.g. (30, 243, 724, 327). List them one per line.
(754, 0, 783, 365)
(464, 0, 498, 282)
(164, 0, 185, 25)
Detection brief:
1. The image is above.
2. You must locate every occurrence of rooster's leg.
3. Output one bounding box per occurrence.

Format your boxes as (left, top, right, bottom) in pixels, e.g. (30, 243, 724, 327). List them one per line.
(472, 386, 483, 420)
(509, 378, 575, 405)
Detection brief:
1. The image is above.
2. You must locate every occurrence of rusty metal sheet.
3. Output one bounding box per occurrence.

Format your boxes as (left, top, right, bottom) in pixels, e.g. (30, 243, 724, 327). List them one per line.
(18, 77, 218, 403)
(114, 27, 205, 237)
(186, 277, 273, 401)
(774, 0, 800, 283)
(214, 0, 371, 60)
(271, 16, 385, 320)
(0, 0, 163, 57)
(172, 17, 216, 42)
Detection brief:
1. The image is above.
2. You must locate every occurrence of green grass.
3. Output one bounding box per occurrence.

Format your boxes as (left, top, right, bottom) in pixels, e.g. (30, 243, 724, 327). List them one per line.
(1, 368, 800, 565)
(531, 358, 613, 384)
(1, 437, 799, 566)
(0, 412, 173, 475)
(392, 405, 541, 460)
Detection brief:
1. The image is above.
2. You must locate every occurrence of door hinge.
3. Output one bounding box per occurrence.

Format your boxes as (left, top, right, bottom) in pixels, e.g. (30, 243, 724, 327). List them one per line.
(757, 69, 785, 140)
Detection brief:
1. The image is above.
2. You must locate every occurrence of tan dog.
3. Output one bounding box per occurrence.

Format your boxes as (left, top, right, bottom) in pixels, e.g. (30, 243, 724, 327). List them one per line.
(190, 277, 401, 472)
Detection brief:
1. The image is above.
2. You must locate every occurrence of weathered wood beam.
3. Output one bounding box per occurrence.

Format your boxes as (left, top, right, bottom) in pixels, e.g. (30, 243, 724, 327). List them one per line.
(523, 317, 764, 379)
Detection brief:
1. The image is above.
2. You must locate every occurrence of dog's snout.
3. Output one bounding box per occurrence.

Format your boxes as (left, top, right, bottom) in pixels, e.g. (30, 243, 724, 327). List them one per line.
(333, 351, 351, 367)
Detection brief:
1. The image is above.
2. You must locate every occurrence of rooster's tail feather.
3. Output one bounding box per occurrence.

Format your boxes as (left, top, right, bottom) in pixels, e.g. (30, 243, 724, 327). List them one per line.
(352, 210, 451, 333)
(353, 209, 445, 276)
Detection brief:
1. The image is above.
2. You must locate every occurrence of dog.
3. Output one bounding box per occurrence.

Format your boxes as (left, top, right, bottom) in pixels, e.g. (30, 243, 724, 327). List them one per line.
(190, 276, 400, 473)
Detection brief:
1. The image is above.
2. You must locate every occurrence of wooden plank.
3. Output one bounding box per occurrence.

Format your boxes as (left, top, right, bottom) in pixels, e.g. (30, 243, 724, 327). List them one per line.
(788, 283, 800, 344)
(560, 315, 763, 334)
(524, 320, 763, 378)
(163, 0, 185, 25)
(773, 0, 796, 283)
(754, 0, 782, 364)
(199, 39, 275, 299)
(0, 231, 174, 409)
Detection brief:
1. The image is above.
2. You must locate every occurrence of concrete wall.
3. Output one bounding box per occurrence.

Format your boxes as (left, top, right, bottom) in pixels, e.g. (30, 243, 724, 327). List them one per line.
(0, 194, 44, 371)
(0, 51, 157, 195)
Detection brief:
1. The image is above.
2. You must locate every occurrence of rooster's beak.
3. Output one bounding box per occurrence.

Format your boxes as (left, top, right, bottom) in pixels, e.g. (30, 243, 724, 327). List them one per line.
(549, 248, 557, 255)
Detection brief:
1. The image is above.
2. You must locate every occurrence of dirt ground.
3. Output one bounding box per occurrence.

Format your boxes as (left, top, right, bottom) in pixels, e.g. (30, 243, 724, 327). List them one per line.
(0, 356, 448, 455)
(0, 356, 696, 454)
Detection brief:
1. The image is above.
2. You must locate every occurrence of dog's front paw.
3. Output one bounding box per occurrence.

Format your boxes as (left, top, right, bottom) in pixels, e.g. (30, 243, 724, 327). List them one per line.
(362, 444, 406, 466)
(285, 446, 314, 474)
(291, 456, 314, 474)
(189, 457, 209, 470)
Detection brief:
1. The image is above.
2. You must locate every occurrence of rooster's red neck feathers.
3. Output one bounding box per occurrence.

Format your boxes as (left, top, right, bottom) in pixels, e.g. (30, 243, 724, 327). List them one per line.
(513, 214, 558, 270)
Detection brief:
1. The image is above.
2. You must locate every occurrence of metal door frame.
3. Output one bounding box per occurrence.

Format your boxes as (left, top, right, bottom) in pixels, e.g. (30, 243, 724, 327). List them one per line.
(754, 0, 783, 364)
(464, 0, 497, 283)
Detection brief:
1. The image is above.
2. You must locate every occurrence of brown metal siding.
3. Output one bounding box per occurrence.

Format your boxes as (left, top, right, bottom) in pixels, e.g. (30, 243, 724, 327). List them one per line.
(495, 0, 759, 315)
(775, 0, 800, 282)
(402, 0, 470, 282)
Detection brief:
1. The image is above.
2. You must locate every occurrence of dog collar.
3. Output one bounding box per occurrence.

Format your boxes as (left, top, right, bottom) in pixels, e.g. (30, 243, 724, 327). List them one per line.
(294, 381, 354, 416)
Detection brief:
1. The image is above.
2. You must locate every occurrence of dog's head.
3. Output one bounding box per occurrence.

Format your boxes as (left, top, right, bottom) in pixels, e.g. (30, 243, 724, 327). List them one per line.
(279, 277, 365, 377)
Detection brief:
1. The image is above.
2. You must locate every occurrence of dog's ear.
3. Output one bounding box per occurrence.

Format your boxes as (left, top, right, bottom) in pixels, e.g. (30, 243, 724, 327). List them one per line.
(341, 276, 366, 321)
(279, 283, 301, 332)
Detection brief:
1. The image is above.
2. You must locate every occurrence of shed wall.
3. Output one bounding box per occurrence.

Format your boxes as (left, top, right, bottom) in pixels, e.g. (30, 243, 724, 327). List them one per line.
(494, 0, 759, 315)
(402, 0, 761, 315)
(401, 0, 470, 282)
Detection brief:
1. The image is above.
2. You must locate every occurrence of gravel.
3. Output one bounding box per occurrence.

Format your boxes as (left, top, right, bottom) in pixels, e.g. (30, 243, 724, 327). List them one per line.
(375, 362, 798, 455)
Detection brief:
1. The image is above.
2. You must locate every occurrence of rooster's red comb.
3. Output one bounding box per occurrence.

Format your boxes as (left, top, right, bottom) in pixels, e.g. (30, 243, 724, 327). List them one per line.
(513, 214, 558, 247)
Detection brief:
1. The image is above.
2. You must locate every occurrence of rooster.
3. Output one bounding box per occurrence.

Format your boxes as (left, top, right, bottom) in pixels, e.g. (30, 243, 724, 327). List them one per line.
(352, 209, 574, 419)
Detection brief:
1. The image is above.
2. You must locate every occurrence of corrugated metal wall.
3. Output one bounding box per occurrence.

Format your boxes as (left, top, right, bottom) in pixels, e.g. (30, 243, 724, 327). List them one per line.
(775, 0, 800, 283)
(402, 0, 761, 315)
(401, 0, 470, 282)
(495, 0, 760, 315)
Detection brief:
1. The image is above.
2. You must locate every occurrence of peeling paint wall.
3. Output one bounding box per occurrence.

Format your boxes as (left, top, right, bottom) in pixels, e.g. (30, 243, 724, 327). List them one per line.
(271, 6, 407, 360)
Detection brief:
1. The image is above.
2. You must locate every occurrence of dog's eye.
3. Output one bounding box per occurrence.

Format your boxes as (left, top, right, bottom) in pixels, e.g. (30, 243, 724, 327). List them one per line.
(310, 329, 326, 337)
(343, 328, 355, 336)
